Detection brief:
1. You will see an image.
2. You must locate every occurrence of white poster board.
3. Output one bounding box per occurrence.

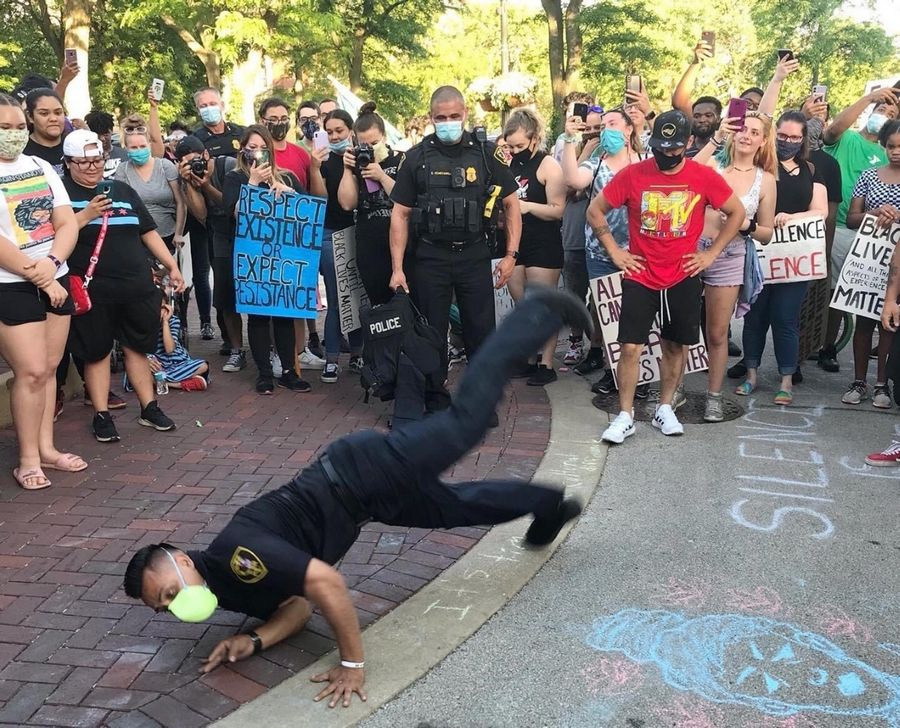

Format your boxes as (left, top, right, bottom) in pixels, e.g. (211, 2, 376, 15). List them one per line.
(754, 215, 827, 284)
(829, 215, 899, 321)
(332, 226, 369, 334)
(176, 232, 194, 289)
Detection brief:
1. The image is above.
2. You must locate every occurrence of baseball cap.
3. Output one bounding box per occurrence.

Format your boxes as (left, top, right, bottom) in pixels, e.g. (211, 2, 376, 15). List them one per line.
(62, 129, 103, 158)
(648, 110, 691, 151)
(174, 135, 205, 160)
(165, 129, 188, 144)
(11, 74, 55, 103)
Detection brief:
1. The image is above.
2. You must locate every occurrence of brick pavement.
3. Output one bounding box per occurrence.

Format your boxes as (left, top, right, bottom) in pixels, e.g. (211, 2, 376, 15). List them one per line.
(0, 332, 552, 727)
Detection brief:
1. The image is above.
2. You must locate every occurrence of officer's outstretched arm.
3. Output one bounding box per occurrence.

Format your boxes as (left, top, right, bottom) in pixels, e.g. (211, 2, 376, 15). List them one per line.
(305, 558, 368, 708)
(389, 203, 412, 292)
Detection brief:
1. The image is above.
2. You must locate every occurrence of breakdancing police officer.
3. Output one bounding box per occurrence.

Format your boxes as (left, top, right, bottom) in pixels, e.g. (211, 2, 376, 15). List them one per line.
(389, 85, 522, 416)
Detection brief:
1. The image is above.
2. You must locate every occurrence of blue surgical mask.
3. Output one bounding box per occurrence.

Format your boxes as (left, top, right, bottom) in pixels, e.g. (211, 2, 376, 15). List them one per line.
(199, 105, 222, 126)
(866, 113, 888, 135)
(435, 121, 464, 144)
(329, 138, 350, 153)
(600, 128, 626, 156)
(127, 148, 151, 166)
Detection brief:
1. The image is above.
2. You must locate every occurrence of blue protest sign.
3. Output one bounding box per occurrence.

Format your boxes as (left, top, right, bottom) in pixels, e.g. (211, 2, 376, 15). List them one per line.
(233, 185, 325, 318)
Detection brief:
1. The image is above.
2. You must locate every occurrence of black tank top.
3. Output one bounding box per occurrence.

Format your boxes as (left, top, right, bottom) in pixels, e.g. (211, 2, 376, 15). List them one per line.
(511, 150, 562, 248)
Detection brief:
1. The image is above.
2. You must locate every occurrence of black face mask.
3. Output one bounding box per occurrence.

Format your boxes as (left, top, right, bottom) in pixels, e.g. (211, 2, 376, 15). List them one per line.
(266, 121, 290, 142)
(510, 148, 533, 166)
(776, 139, 804, 161)
(301, 119, 318, 140)
(652, 147, 685, 171)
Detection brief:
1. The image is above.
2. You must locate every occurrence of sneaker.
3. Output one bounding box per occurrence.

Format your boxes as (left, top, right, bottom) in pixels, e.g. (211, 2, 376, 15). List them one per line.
(278, 373, 311, 393)
(601, 411, 635, 444)
(299, 347, 327, 370)
(865, 441, 900, 467)
(727, 339, 742, 357)
(652, 404, 684, 436)
(727, 360, 747, 379)
(180, 375, 208, 392)
(527, 365, 558, 387)
(320, 362, 340, 383)
(574, 348, 605, 376)
(138, 400, 176, 431)
(255, 376, 274, 394)
(563, 339, 584, 365)
(200, 323, 215, 340)
(54, 388, 64, 422)
(84, 391, 127, 409)
(524, 498, 583, 547)
(841, 380, 868, 405)
(704, 392, 724, 422)
(222, 351, 246, 372)
(592, 369, 617, 395)
(635, 383, 650, 400)
(511, 362, 539, 379)
(872, 383, 893, 409)
(307, 334, 325, 359)
(448, 346, 467, 368)
(348, 355, 364, 374)
(672, 384, 687, 412)
(92, 411, 120, 443)
(817, 346, 839, 373)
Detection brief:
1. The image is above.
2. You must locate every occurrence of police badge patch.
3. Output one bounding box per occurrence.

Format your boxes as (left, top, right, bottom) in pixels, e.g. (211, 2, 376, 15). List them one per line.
(466, 166, 477, 182)
(230, 546, 269, 583)
(493, 146, 509, 165)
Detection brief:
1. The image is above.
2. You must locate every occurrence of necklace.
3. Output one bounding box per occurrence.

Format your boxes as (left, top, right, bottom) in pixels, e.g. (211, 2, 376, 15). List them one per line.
(732, 165, 755, 172)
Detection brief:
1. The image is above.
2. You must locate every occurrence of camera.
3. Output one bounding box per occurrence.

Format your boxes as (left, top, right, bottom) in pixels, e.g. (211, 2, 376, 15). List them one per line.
(190, 158, 208, 178)
(354, 143, 375, 168)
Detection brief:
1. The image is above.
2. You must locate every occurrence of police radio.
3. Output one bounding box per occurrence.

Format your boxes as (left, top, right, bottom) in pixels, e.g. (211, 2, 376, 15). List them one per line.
(473, 126, 488, 144)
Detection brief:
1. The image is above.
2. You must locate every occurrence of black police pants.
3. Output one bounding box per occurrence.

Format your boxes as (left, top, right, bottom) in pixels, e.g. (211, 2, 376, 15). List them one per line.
(412, 241, 495, 411)
(326, 293, 566, 530)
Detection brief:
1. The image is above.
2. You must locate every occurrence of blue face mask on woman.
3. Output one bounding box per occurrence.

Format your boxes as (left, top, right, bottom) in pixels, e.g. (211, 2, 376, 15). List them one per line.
(329, 138, 350, 154)
(599, 128, 626, 156)
(127, 148, 151, 166)
(435, 121, 464, 144)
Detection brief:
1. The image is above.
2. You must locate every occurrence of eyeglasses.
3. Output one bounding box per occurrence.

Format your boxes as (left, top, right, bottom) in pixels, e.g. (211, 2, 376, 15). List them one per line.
(263, 117, 290, 124)
(297, 115, 317, 123)
(69, 158, 104, 168)
(124, 126, 147, 135)
(776, 133, 804, 143)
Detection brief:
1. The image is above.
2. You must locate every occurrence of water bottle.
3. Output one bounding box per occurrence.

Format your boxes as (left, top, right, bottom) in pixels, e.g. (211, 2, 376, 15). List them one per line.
(153, 370, 168, 396)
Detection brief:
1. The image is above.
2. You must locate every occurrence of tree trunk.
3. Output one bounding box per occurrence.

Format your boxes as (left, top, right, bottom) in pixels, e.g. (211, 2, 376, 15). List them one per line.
(349, 28, 366, 92)
(161, 15, 221, 88)
(563, 0, 582, 92)
(63, 0, 92, 118)
(541, 0, 566, 113)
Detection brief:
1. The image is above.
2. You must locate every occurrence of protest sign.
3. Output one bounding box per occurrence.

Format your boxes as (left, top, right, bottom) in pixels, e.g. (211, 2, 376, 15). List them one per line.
(233, 185, 325, 318)
(332, 226, 370, 334)
(755, 215, 827, 284)
(592, 272, 708, 385)
(492, 258, 516, 327)
(830, 214, 900, 321)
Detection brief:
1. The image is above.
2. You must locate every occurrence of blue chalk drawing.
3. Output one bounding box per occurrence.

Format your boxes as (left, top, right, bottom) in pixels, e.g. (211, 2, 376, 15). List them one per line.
(586, 609, 900, 725)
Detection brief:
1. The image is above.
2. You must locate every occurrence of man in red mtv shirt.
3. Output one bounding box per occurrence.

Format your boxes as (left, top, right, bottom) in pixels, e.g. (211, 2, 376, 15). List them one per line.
(258, 97, 311, 191)
(587, 110, 745, 443)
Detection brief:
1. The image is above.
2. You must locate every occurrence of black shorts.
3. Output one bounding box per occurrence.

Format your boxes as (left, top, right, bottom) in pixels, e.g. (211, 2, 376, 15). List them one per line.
(0, 275, 74, 325)
(618, 276, 703, 346)
(68, 289, 163, 362)
(516, 236, 564, 269)
(212, 255, 236, 312)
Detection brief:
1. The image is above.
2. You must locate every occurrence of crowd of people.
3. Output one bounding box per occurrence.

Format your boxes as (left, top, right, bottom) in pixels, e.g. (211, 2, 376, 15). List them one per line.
(1, 41, 899, 494)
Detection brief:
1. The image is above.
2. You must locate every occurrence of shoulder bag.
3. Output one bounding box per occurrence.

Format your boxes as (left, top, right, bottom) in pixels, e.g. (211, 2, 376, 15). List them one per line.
(69, 212, 110, 316)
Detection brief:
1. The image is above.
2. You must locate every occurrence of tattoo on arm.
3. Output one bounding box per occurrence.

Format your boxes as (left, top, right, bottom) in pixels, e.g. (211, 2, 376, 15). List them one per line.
(595, 225, 611, 237)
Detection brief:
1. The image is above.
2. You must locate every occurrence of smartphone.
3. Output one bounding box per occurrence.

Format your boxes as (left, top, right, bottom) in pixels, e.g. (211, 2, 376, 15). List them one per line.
(625, 74, 642, 95)
(150, 78, 165, 102)
(812, 84, 827, 103)
(64, 48, 78, 66)
(777, 49, 794, 61)
(701, 31, 716, 55)
(567, 102, 589, 121)
(96, 181, 113, 197)
(727, 97, 749, 128)
(313, 129, 329, 151)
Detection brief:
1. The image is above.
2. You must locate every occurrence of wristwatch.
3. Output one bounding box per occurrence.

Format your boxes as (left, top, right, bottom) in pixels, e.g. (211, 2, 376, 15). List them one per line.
(505, 250, 520, 260)
(246, 631, 263, 655)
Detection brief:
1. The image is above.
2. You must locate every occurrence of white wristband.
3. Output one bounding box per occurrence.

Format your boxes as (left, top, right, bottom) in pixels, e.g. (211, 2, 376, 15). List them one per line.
(341, 660, 365, 669)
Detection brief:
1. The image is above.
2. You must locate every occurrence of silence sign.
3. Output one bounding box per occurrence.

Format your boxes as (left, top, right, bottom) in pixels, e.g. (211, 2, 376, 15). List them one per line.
(829, 214, 899, 322)
(754, 215, 827, 284)
(233, 185, 325, 318)
(592, 272, 708, 386)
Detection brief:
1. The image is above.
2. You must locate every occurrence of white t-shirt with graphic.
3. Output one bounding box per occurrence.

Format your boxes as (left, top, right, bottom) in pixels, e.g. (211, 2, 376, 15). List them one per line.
(0, 155, 70, 284)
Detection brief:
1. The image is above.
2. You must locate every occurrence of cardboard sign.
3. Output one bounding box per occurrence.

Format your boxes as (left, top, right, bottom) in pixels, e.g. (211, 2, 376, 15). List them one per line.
(829, 214, 899, 321)
(592, 272, 709, 385)
(755, 215, 828, 284)
(331, 226, 369, 334)
(492, 258, 516, 327)
(233, 186, 325, 318)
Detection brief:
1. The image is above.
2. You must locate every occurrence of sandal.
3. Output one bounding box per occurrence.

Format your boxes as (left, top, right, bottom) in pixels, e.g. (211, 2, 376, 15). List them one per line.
(40, 453, 88, 473)
(774, 390, 793, 406)
(735, 380, 756, 396)
(13, 467, 51, 490)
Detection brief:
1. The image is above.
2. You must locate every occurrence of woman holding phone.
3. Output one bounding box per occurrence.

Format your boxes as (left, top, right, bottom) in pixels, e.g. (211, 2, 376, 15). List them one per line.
(222, 124, 309, 395)
(693, 110, 777, 421)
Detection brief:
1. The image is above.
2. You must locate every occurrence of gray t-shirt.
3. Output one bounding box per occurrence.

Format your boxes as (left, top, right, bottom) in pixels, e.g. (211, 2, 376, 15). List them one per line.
(115, 158, 179, 238)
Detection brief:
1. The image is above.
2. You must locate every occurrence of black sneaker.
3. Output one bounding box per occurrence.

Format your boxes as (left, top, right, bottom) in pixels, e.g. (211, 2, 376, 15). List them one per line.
(525, 498, 583, 547)
(138, 401, 176, 431)
(727, 360, 748, 379)
(511, 362, 539, 379)
(348, 355, 364, 374)
(277, 373, 311, 393)
(200, 323, 215, 340)
(635, 383, 650, 400)
(817, 346, 839, 373)
(574, 348, 605, 376)
(307, 334, 325, 359)
(256, 376, 275, 395)
(527, 365, 558, 387)
(92, 411, 120, 443)
(591, 369, 617, 395)
(727, 339, 742, 357)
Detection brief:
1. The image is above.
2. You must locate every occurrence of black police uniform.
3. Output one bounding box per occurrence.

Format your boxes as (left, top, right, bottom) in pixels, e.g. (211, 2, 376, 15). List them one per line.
(391, 132, 518, 411)
(191, 122, 245, 160)
(188, 291, 578, 620)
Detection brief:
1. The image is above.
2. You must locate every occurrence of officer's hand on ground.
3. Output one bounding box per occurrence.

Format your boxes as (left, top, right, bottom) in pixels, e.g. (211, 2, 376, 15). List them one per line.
(493, 256, 515, 289)
(311, 665, 367, 708)
(611, 248, 645, 275)
(200, 634, 256, 673)
(389, 270, 409, 293)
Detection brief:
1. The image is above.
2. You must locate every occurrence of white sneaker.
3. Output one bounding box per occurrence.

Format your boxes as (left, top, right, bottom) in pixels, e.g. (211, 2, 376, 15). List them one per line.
(652, 404, 684, 436)
(299, 347, 327, 370)
(601, 411, 635, 444)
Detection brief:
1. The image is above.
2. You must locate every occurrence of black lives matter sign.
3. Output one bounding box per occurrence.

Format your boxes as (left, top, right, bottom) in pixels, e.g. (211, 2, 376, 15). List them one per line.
(830, 214, 899, 321)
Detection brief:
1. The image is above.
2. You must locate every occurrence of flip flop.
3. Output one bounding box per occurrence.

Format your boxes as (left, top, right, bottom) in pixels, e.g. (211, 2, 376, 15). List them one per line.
(774, 390, 793, 406)
(734, 380, 756, 396)
(40, 453, 88, 473)
(13, 468, 51, 490)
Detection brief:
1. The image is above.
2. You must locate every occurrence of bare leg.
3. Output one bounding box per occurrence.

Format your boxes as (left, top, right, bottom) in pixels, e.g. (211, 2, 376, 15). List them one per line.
(876, 326, 894, 384)
(526, 267, 562, 369)
(224, 311, 244, 350)
(616, 343, 642, 413)
(659, 339, 686, 406)
(123, 347, 155, 408)
(704, 284, 741, 394)
(38, 313, 82, 465)
(84, 356, 112, 413)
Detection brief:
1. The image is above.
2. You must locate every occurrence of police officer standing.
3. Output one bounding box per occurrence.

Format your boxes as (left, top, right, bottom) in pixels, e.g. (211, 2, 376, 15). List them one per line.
(191, 87, 244, 159)
(389, 86, 522, 415)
